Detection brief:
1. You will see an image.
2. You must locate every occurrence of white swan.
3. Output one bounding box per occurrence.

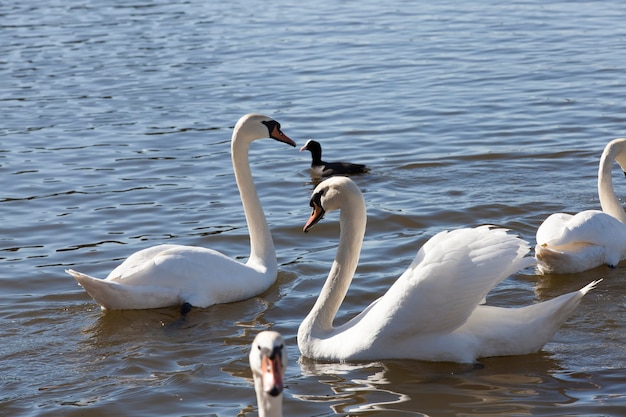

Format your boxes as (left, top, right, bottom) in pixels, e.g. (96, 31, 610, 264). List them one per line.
(67, 114, 296, 310)
(249, 331, 286, 417)
(535, 138, 626, 274)
(298, 176, 599, 363)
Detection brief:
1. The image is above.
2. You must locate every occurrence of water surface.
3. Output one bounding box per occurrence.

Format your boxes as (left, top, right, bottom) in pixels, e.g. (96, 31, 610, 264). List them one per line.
(1, 0, 625, 415)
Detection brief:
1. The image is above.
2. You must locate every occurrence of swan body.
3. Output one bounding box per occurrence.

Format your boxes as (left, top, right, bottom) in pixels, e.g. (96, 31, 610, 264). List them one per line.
(67, 114, 296, 310)
(298, 176, 598, 363)
(249, 331, 286, 417)
(300, 139, 369, 177)
(536, 138, 626, 274)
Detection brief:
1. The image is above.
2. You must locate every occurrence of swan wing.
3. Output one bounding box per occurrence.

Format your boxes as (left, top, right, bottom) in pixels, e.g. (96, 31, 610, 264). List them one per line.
(535, 212, 575, 245)
(105, 244, 185, 281)
(70, 245, 273, 309)
(372, 226, 534, 336)
(132, 245, 275, 306)
(107, 244, 237, 283)
(67, 269, 183, 310)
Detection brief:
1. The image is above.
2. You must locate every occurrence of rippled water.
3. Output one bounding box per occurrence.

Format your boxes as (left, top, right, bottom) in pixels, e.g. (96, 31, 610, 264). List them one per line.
(2, 0, 625, 415)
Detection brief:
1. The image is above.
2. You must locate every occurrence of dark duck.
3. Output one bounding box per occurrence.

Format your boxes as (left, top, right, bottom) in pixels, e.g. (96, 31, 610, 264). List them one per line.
(300, 139, 369, 177)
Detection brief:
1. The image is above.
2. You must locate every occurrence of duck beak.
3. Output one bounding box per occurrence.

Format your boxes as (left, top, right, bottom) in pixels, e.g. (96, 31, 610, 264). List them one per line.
(299, 139, 312, 152)
(304, 193, 325, 233)
(269, 125, 296, 147)
(261, 351, 284, 397)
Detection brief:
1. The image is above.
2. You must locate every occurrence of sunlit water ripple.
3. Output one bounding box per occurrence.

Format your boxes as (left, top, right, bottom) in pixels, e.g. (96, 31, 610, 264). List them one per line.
(1, 0, 625, 415)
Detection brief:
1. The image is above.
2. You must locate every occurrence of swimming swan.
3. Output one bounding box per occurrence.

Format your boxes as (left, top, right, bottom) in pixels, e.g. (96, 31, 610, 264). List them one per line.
(536, 138, 626, 274)
(67, 114, 296, 310)
(249, 331, 286, 417)
(298, 176, 599, 363)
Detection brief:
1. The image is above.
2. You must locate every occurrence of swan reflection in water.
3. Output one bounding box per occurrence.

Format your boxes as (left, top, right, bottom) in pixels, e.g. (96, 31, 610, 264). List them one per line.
(296, 353, 599, 416)
(296, 359, 410, 414)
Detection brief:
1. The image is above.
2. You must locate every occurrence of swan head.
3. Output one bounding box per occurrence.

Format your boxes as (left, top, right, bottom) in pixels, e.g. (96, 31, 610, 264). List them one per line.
(249, 330, 287, 399)
(603, 138, 626, 173)
(234, 113, 296, 147)
(611, 138, 626, 174)
(304, 176, 362, 232)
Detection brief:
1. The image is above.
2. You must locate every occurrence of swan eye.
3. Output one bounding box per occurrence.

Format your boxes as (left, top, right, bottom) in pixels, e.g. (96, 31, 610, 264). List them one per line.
(261, 120, 280, 135)
(310, 190, 323, 208)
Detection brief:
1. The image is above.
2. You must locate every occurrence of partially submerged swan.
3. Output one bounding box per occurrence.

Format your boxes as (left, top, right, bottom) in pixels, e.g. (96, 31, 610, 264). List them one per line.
(249, 331, 286, 417)
(67, 114, 296, 310)
(536, 138, 626, 274)
(300, 139, 368, 177)
(298, 176, 599, 363)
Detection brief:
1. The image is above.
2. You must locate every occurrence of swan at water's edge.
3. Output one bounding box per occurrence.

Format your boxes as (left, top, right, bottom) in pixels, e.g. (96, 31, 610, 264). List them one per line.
(67, 113, 296, 310)
(249, 331, 286, 417)
(298, 176, 599, 363)
(536, 138, 626, 274)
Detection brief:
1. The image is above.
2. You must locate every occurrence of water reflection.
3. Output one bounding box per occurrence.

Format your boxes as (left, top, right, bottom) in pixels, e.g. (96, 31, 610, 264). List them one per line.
(297, 359, 410, 414)
(293, 352, 608, 416)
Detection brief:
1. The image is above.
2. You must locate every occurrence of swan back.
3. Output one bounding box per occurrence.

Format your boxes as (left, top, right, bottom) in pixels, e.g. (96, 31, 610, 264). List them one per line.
(249, 331, 286, 417)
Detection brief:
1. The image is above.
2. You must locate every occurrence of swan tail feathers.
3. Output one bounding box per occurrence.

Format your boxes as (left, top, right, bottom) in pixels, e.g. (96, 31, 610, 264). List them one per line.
(579, 279, 602, 295)
(515, 280, 599, 349)
(67, 269, 181, 310)
(473, 280, 598, 358)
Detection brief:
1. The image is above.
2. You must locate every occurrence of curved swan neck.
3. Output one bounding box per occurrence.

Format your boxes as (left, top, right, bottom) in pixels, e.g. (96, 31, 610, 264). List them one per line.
(231, 129, 277, 273)
(302, 191, 366, 334)
(598, 142, 626, 223)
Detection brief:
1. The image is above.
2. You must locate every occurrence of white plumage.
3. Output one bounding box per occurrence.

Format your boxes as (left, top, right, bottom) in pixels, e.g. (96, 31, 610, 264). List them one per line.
(298, 176, 598, 363)
(536, 138, 626, 274)
(249, 331, 286, 417)
(67, 114, 296, 310)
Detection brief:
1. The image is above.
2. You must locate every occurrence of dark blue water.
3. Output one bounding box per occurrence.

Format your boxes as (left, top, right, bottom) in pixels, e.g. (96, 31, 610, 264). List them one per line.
(1, 0, 625, 415)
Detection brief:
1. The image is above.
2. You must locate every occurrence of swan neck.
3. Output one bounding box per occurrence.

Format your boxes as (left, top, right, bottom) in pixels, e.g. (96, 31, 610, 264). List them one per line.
(254, 377, 283, 417)
(302, 193, 366, 335)
(598, 146, 626, 223)
(231, 131, 276, 273)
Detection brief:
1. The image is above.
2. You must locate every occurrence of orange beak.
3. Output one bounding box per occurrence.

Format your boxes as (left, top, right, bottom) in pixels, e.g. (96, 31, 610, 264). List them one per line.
(304, 197, 325, 233)
(269, 125, 296, 147)
(261, 352, 284, 397)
